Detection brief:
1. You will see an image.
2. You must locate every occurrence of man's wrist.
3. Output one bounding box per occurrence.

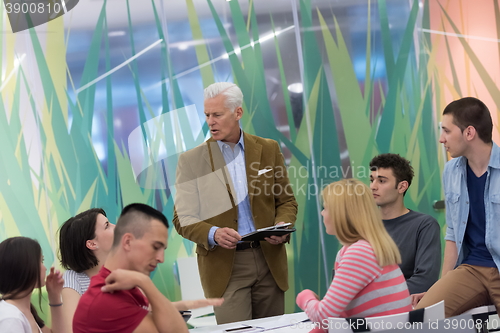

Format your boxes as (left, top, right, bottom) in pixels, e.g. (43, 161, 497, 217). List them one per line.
(208, 226, 219, 247)
(213, 229, 219, 244)
(138, 273, 151, 289)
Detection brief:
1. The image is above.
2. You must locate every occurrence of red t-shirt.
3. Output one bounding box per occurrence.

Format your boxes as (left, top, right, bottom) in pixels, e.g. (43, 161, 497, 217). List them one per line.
(73, 267, 149, 333)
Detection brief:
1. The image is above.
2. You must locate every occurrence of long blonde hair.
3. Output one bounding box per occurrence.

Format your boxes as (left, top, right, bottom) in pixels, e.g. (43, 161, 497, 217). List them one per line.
(322, 178, 401, 267)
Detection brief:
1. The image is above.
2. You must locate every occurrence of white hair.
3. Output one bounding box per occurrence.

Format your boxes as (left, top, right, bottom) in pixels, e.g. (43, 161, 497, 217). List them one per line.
(204, 82, 243, 112)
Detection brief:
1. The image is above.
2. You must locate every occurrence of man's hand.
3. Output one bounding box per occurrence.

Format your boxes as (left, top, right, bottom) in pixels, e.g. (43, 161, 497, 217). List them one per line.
(411, 292, 426, 308)
(173, 298, 224, 311)
(214, 228, 241, 249)
(264, 221, 290, 245)
(102, 269, 146, 293)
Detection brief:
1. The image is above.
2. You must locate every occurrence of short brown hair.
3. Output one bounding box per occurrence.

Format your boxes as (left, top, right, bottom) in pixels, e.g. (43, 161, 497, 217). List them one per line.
(369, 153, 414, 196)
(113, 203, 169, 248)
(443, 97, 492, 144)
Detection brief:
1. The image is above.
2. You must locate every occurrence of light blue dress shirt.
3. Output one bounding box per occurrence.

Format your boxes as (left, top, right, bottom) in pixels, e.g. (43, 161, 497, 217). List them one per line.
(443, 142, 500, 269)
(208, 130, 256, 247)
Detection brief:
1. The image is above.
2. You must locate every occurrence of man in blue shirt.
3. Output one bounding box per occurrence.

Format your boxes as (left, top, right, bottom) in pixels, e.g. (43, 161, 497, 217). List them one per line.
(173, 82, 298, 324)
(415, 97, 500, 317)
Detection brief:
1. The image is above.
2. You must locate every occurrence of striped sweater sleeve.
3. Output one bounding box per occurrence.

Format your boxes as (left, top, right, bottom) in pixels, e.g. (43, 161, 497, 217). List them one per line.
(296, 241, 382, 323)
(63, 270, 90, 296)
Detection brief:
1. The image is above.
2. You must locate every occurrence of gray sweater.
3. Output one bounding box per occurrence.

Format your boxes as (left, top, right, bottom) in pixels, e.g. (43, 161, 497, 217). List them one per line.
(383, 210, 441, 294)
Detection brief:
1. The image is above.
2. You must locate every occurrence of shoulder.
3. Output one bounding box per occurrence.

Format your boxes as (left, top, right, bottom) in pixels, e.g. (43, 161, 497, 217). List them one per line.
(63, 269, 75, 280)
(86, 288, 135, 305)
(0, 301, 30, 332)
(77, 286, 146, 316)
(75, 288, 148, 330)
(490, 143, 500, 169)
(82, 267, 108, 293)
(179, 140, 210, 160)
(245, 133, 279, 149)
(63, 269, 87, 280)
(342, 240, 377, 261)
(0, 301, 23, 318)
(407, 210, 439, 226)
(338, 240, 381, 274)
(63, 270, 90, 295)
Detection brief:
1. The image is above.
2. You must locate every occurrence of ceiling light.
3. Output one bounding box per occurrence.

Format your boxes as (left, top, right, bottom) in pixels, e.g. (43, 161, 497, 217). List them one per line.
(108, 31, 125, 37)
(288, 83, 303, 94)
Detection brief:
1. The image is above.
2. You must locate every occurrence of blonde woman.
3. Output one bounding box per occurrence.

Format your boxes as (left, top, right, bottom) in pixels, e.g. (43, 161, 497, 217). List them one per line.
(296, 179, 411, 332)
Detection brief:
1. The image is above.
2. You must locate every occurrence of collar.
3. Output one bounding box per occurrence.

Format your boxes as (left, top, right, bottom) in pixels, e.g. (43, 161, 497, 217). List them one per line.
(216, 128, 245, 151)
(454, 142, 500, 170)
(489, 142, 500, 169)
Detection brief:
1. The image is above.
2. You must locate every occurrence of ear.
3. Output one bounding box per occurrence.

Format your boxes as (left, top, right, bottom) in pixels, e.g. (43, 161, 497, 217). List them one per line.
(234, 106, 243, 121)
(86, 240, 98, 251)
(464, 125, 477, 141)
(121, 233, 134, 251)
(397, 180, 409, 194)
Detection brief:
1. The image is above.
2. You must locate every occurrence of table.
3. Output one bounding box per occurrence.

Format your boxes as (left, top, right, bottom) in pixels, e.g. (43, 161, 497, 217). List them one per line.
(189, 312, 312, 333)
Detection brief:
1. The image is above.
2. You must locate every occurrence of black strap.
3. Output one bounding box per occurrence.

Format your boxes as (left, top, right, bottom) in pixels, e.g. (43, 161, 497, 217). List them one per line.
(472, 312, 490, 322)
(346, 317, 371, 332)
(409, 307, 425, 323)
(472, 312, 490, 333)
(347, 308, 424, 333)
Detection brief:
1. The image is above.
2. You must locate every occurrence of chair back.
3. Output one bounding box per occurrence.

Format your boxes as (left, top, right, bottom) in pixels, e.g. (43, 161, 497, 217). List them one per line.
(463, 305, 499, 333)
(422, 300, 445, 322)
(327, 300, 445, 333)
(176, 256, 216, 327)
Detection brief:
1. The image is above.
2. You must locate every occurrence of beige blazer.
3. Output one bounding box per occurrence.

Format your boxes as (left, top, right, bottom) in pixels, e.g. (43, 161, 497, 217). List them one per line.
(173, 132, 298, 297)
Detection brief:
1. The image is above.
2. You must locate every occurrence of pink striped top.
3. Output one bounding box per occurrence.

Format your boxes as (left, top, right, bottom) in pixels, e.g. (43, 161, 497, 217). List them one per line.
(296, 240, 411, 329)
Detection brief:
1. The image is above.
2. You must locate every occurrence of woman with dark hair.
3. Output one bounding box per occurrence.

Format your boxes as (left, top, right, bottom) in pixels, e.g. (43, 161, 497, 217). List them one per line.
(58, 208, 114, 332)
(0, 237, 64, 333)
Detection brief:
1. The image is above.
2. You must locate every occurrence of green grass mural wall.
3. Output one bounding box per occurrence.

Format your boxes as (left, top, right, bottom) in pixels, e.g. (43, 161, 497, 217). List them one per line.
(0, 0, 449, 319)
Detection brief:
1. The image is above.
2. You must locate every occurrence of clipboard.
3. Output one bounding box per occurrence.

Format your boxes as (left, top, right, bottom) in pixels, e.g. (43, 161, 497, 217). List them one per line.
(241, 224, 296, 242)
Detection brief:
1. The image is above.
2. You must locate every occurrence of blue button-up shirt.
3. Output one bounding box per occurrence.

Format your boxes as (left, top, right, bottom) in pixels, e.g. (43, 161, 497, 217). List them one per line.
(443, 142, 500, 269)
(208, 131, 256, 246)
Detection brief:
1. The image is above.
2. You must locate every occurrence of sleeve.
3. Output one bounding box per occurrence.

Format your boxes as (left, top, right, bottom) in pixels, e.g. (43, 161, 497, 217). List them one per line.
(442, 162, 456, 242)
(63, 270, 79, 292)
(405, 217, 442, 294)
(272, 141, 298, 225)
(208, 226, 218, 247)
(0, 318, 28, 333)
(86, 291, 148, 333)
(296, 242, 382, 324)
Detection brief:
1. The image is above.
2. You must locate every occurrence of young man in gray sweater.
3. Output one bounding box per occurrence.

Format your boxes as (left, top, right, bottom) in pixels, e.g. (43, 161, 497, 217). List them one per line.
(369, 154, 441, 294)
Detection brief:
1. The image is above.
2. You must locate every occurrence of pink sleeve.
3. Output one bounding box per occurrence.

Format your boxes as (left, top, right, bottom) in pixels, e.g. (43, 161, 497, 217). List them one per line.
(299, 242, 382, 324)
(296, 289, 318, 309)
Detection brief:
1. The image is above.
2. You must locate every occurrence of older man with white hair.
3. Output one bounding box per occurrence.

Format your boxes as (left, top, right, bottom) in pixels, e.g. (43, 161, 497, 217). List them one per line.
(173, 82, 298, 324)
